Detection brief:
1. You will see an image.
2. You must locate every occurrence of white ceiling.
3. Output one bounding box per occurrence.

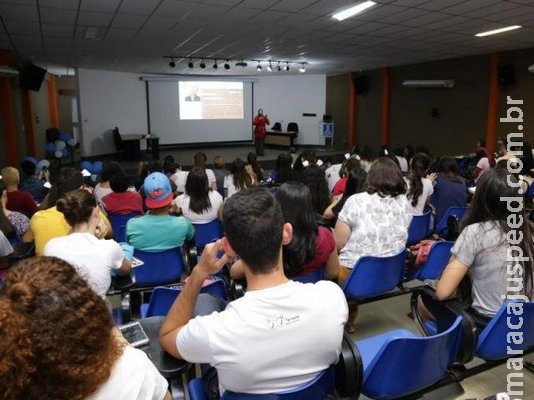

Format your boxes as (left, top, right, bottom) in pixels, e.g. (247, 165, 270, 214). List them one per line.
(0, 0, 533, 75)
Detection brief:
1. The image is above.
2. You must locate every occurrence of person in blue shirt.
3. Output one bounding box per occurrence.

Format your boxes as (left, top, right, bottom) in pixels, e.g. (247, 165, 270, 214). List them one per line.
(431, 157, 468, 225)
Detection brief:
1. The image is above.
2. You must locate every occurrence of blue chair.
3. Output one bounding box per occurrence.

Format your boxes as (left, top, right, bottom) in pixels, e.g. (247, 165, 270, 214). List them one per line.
(140, 277, 228, 318)
(109, 212, 141, 243)
(356, 316, 463, 399)
(133, 247, 185, 287)
(476, 301, 534, 361)
(434, 206, 468, 236)
(406, 211, 431, 246)
(193, 220, 223, 251)
(411, 241, 453, 281)
(342, 250, 406, 301)
(291, 267, 325, 284)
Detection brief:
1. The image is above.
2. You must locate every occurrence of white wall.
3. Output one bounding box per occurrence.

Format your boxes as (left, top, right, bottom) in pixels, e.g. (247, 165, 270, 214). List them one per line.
(253, 74, 326, 145)
(77, 68, 147, 157)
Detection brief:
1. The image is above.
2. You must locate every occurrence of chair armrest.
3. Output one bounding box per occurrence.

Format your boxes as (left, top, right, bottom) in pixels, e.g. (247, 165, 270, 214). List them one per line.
(230, 279, 245, 300)
(335, 332, 363, 399)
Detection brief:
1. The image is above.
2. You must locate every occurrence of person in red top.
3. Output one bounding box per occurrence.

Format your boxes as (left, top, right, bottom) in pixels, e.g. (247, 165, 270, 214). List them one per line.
(252, 108, 270, 157)
(101, 170, 143, 215)
(1, 166, 38, 218)
(332, 157, 361, 196)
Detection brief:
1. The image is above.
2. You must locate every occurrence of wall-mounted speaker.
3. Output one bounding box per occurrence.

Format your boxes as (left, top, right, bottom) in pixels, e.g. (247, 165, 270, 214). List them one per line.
(353, 75, 370, 95)
(19, 63, 46, 91)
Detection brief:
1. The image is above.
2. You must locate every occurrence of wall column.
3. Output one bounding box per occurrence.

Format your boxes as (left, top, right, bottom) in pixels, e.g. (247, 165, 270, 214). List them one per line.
(380, 67, 391, 146)
(21, 90, 37, 156)
(348, 72, 357, 149)
(485, 52, 500, 153)
(0, 77, 19, 166)
(47, 74, 59, 128)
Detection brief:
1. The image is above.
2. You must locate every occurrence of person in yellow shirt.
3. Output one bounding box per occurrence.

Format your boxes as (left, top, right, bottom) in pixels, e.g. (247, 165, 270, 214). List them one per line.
(30, 167, 111, 255)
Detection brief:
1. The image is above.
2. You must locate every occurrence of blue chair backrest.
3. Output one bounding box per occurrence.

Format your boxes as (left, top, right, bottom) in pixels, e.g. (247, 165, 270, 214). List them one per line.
(292, 267, 325, 284)
(343, 251, 406, 301)
(133, 247, 184, 287)
(109, 212, 141, 243)
(188, 365, 335, 400)
(477, 301, 534, 361)
(193, 220, 223, 250)
(406, 211, 431, 246)
(434, 206, 468, 234)
(413, 241, 454, 281)
(362, 317, 463, 399)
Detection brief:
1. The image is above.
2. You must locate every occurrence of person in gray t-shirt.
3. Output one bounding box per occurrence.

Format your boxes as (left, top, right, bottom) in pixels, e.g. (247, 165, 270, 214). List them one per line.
(0, 230, 13, 270)
(434, 168, 534, 319)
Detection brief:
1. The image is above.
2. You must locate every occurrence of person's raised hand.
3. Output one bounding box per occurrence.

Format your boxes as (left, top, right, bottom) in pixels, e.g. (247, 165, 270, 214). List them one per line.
(196, 239, 229, 277)
(426, 172, 437, 182)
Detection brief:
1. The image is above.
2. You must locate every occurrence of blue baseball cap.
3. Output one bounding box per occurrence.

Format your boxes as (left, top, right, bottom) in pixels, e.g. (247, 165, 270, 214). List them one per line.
(144, 172, 173, 209)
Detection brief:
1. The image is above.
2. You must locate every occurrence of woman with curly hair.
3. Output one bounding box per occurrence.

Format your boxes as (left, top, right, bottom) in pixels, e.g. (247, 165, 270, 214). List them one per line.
(0, 256, 170, 400)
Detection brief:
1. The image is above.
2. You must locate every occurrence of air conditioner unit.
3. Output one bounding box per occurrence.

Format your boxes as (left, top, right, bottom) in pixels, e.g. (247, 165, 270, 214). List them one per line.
(0, 66, 19, 76)
(528, 64, 534, 73)
(402, 80, 455, 88)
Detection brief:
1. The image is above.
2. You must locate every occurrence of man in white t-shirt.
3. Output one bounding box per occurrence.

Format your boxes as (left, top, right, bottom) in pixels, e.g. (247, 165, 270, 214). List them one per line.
(160, 187, 348, 396)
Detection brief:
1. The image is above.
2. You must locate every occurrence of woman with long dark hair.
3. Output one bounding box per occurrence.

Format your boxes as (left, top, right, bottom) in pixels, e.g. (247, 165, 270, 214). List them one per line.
(270, 153, 293, 185)
(0, 256, 170, 400)
(224, 158, 254, 198)
(431, 168, 533, 325)
(246, 152, 264, 182)
(431, 157, 467, 224)
(303, 165, 331, 215)
(175, 167, 223, 223)
(405, 153, 435, 215)
(324, 167, 367, 225)
(193, 152, 217, 190)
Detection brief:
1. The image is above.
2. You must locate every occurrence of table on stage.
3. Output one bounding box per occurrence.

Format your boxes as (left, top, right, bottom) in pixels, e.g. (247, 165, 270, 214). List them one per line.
(265, 130, 298, 148)
(120, 134, 160, 160)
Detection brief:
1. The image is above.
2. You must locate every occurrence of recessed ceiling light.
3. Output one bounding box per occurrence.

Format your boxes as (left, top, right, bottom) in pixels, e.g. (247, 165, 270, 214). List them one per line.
(475, 25, 522, 37)
(332, 1, 377, 22)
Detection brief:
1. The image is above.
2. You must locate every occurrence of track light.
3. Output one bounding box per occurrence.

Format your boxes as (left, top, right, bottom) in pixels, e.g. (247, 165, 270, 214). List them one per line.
(169, 58, 176, 68)
(236, 59, 247, 67)
(285, 62, 290, 71)
(200, 59, 206, 69)
(188, 58, 194, 68)
(299, 63, 306, 73)
(213, 59, 218, 69)
(277, 62, 281, 71)
(257, 62, 262, 71)
(224, 60, 230, 70)
(267, 62, 273, 72)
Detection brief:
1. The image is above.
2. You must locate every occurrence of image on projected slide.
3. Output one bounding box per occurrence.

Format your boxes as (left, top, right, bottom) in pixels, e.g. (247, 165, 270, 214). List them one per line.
(179, 81, 244, 120)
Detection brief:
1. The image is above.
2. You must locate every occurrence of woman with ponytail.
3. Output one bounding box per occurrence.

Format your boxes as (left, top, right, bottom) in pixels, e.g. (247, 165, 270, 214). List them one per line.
(405, 153, 435, 215)
(0, 256, 170, 400)
(43, 189, 131, 299)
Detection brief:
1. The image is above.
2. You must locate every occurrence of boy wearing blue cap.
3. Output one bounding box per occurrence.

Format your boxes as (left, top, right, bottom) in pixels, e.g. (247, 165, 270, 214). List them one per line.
(126, 172, 194, 251)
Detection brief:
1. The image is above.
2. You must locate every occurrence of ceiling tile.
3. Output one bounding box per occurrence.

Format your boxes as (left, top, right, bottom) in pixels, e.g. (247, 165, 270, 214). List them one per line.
(271, 0, 317, 13)
(40, 7, 78, 24)
(39, 0, 79, 9)
(112, 13, 148, 30)
(119, 0, 162, 16)
(0, 4, 39, 21)
(78, 11, 115, 27)
(81, 0, 122, 13)
(42, 24, 76, 38)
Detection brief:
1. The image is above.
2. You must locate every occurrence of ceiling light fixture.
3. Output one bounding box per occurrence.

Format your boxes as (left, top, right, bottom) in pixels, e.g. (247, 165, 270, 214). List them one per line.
(224, 60, 230, 70)
(277, 62, 281, 72)
(332, 1, 377, 22)
(169, 58, 176, 68)
(188, 58, 194, 68)
(285, 62, 290, 72)
(200, 59, 206, 69)
(257, 62, 262, 71)
(236, 60, 248, 67)
(475, 25, 522, 37)
(213, 59, 218, 69)
(299, 63, 306, 73)
(267, 62, 273, 72)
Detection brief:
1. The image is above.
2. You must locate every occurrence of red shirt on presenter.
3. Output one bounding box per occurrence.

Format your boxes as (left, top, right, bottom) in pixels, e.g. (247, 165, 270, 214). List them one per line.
(252, 108, 270, 156)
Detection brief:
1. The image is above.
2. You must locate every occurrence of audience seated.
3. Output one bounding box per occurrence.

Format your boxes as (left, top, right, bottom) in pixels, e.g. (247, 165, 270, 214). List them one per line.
(44, 189, 131, 299)
(303, 165, 331, 215)
(159, 187, 348, 396)
(102, 171, 143, 215)
(246, 152, 264, 182)
(193, 152, 217, 191)
(138, 160, 178, 199)
(127, 172, 194, 251)
(1, 167, 37, 218)
(324, 167, 367, 226)
(324, 155, 344, 191)
(224, 158, 254, 198)
(212, 156, 229, 195)
(332, 157, 361, 196)
(0, 257, 170, 400)
(0, 230, 13, 270)
(405, 153, 435, 216)
(174, 167, 223, 224)
(170, 164, 189, 194)
(0, 181, 32, 243)
(422, 168, 534, 328)
(94, 161, 122, 206)
(393, 146, 409, 175)
(270, 153, 293, 185)
(30, 167, 112, 255)
(359, 145, 375, 173)
(19, 158, 49, 203)
(335, 157, 412, 331)
(431, 157, 468, 224)
(473, 146, 495, 183)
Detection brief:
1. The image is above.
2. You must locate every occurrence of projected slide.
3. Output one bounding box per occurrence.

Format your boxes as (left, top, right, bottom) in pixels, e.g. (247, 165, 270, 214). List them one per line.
(179, 81, 244, 120)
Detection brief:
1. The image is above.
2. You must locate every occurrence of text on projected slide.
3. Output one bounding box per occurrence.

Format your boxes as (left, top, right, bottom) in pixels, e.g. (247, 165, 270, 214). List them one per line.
(179, 81, 244, 120)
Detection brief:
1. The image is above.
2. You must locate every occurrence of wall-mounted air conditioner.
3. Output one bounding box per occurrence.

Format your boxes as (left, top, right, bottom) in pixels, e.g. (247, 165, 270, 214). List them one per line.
(402, 80, 455, 88)
(528, 64, 534, 74)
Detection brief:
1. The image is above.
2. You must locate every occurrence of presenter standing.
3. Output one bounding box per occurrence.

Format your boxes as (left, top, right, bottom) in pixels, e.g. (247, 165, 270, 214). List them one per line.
(252, 108, 270, 156)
